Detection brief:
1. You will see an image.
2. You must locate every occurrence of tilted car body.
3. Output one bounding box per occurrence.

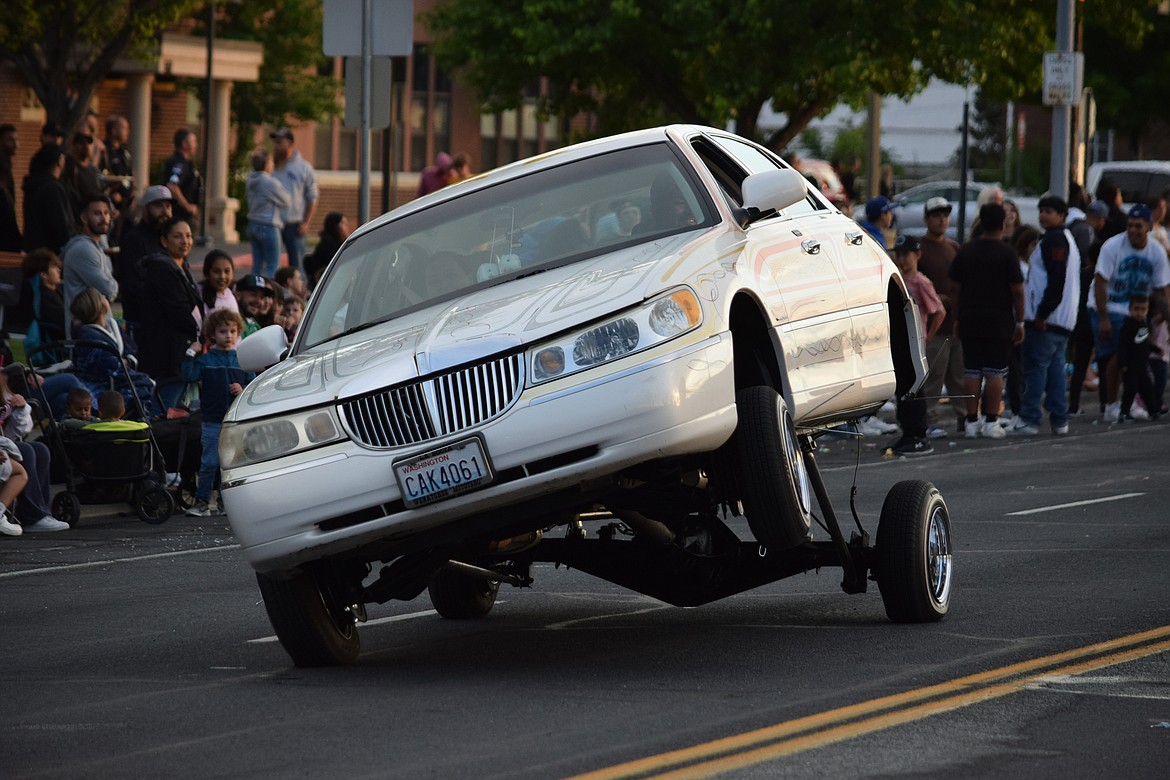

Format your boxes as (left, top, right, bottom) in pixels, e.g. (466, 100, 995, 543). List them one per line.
(224, 125, 949, 666)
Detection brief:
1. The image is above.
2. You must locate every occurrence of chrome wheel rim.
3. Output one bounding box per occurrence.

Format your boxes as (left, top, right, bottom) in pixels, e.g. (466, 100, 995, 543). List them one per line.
(926, 505, 952, 605)
(782, 408, 812, 516)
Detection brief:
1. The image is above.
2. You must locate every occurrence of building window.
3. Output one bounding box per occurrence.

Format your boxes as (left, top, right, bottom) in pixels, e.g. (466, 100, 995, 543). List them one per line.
(480, 81, 560, 169)
(409, 44, 451, 172)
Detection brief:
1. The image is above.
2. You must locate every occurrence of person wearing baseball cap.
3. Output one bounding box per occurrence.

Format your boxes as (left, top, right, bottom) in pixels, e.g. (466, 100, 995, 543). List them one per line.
(115, 185, 176, 351)
(235, 274, 276, 339)
(923, 196, 953, 218)
(886, 233, 944, 456)
(270, 127, 318, 273)
(916, 195, 965, 437)
(857, 195, 893, 247)
(1089, 198, 1170, 422)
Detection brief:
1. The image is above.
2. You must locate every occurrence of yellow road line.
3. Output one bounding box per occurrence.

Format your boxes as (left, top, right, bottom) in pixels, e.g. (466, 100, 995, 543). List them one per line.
(569, 625, 1170, 780)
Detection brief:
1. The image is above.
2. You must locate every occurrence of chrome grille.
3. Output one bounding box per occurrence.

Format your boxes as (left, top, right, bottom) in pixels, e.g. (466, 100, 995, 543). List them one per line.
(340, 353, 525, 448)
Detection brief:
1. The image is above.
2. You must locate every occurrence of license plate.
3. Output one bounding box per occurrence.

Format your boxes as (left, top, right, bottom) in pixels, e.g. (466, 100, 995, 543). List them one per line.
(394, 438, 495, 508)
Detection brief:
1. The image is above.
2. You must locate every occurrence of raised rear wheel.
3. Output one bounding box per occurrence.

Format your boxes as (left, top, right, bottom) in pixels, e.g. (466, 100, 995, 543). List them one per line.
(733, 386, 812, 550)
(257, 565, 361, 667)
(876, 480, 952, 622)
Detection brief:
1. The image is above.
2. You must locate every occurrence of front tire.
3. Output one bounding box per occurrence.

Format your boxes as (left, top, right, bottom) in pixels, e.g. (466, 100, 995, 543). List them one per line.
(876, 480, 952, 622)
(733, 386, 812, 550)
(257, 566, 361, 667)
(428, 564, 500, 619)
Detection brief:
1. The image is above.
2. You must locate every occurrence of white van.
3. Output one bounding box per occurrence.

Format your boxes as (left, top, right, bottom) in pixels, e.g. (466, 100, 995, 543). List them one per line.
(1086, 161, 1170, 208)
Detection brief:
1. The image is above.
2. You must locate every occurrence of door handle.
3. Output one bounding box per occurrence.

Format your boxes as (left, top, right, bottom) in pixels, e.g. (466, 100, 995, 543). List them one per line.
(845, 231, 864, 245)
(801, 239, 821, 255)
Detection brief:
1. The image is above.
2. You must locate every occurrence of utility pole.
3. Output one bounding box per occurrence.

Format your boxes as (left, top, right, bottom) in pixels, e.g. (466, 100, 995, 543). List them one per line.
(1047, 0, 1078, 198)
(866, 91, 881, 198)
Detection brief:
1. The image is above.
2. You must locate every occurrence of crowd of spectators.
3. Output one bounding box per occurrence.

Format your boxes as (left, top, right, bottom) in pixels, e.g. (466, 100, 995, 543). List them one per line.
(859, 179, 1169, 457)
(0, 113, 383, 532)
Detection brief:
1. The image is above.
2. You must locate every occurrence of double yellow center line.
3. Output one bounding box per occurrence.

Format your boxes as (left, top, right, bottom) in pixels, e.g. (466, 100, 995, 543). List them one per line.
(570, 625, 1170, 779)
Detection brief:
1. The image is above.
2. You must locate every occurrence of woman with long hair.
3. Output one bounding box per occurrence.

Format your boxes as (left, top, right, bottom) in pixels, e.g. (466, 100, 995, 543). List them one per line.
(136, 217, 203, 410)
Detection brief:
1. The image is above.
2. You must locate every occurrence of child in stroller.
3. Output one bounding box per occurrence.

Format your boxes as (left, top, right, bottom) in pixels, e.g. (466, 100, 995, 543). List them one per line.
(39, 382, 176, 526)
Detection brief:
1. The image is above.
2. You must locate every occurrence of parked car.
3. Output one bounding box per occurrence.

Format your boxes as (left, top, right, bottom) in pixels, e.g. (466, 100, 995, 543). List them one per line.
(226, 125, 949, 667)
(1086, 161, 1170, 210)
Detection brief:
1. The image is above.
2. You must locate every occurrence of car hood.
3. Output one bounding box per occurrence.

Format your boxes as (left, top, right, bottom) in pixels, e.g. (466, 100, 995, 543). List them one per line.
(232, 233, 705, 419)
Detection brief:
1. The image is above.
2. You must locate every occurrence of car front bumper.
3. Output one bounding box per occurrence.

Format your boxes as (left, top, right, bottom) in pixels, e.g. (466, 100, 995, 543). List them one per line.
(222, 333, 736, 573)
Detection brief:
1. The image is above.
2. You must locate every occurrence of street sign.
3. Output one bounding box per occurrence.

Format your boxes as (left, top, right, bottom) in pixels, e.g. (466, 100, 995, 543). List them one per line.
(1043, 51, 1083, 106)
(344, 56, 391, 128)
(323, 0, 413, 56)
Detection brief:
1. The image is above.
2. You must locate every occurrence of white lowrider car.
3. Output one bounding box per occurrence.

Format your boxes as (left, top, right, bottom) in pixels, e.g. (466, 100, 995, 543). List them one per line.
(225, 125, 952, 667)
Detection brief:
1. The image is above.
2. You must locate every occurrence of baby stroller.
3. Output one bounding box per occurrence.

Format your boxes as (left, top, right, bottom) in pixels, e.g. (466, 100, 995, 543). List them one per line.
(151, 407, 202, 510)
(29, 340, 175, 525)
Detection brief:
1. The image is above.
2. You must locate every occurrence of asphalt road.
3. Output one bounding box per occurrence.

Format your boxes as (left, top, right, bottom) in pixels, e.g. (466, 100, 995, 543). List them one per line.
(3, 415, 1169, 778)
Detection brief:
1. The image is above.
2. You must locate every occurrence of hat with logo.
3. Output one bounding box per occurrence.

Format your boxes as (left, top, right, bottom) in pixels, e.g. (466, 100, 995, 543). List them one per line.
(924, 196, 952, 216)
(139, 185, 173, 207)
(269, 127, 295, 142)
(1128, 203, 1153, 223)
(236, 274, 275, 295)
(893, 234, 921, 254)
(865, 195, 893, 221)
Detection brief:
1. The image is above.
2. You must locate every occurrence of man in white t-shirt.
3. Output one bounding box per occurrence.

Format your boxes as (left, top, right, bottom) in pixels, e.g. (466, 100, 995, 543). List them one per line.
(1089, 203, 1170, 421)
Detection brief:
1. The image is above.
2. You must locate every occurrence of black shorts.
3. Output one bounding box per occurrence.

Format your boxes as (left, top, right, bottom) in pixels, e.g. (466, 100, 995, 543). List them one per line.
(961, 337, 1011, 377)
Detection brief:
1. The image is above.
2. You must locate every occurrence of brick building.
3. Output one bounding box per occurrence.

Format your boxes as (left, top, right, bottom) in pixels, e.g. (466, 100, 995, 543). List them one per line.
(1, 1, 578, 246)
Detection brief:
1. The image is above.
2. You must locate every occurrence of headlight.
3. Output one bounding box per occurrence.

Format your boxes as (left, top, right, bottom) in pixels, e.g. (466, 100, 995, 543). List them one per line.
(529, 287, 703, 384)
(219, 407, 346, 469)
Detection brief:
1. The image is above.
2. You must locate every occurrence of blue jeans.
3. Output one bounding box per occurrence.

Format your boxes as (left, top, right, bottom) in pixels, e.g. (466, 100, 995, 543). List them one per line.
(248, 222, 282, 279)
(280, 223, 307, 271)
(196, 420, 221, 503)
(1020, 328, 1070, 428)
(15, 439, 52, 523)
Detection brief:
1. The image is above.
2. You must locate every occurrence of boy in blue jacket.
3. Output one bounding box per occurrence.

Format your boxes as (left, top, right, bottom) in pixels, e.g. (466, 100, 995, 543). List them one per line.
(181, 309, 255, 516)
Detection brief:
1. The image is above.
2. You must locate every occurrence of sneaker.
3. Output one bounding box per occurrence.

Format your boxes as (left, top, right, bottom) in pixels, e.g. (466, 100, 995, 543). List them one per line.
(1009, 421, 1041, 436)
(997, 415, 1018, 428)
(1103, 401, 1121, 423)
(25, 516, 70, 532)
(964, 418, 982, 438)
(1053, 422, 1070, 435)
(857, 416, 899, 436)
(880, 399, 897, 414)
(0, 513, 22, 537)
(885, 434, 909, 452)
(1068, 408, 1085, 418)
(1128, 404, 1150, 421)
(185, 501, 211, 517)
(981, 421, 1007, 439)
(926, 426, 949, 440)
(892, 438, 934, 457)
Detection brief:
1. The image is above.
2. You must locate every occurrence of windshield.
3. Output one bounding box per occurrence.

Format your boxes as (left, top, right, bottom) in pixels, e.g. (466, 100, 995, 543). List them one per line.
(298, 143, 713, 349)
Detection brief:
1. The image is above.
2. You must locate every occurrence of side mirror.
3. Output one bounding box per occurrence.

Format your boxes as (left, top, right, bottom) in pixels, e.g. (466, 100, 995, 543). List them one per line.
(741, 169, 809, 216)
(236, 324, 288, 372)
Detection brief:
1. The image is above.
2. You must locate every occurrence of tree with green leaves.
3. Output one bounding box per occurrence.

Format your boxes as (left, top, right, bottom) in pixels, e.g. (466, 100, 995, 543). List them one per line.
(213, 0, 340, 164)
(423, 0, 1063, 151)
(1082, 2, 1170, 158)
(0, 0, 199, 136)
